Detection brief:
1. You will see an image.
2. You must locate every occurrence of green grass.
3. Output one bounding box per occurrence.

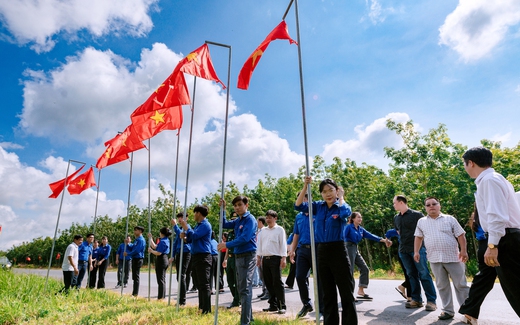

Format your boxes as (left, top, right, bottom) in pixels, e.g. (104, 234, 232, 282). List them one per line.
(0, 269, 306, 325)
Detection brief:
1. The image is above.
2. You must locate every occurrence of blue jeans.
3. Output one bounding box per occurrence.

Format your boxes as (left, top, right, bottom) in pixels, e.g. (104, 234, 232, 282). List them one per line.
(72, 260, 88, 288)
(399, 247, 437, 303)
(235, 251, 256, 325)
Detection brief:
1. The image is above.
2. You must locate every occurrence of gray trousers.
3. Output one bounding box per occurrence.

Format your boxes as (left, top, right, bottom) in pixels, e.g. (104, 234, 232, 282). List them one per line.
(346, 242, 369, 289)
(236, 252, 256, 325)
(430, 262, 470, 315)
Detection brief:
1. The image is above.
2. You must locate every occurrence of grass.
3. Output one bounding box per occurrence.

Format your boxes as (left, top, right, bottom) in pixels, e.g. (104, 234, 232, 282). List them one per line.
(0, 269, 306, 325)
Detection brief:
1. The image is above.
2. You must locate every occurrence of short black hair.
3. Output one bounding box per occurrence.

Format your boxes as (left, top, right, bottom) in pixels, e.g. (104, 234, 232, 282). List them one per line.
(134, 226, 144, 232)
(86, 233, 94, 238)
(319, 178, 338, 193)
(266, 210, 278, 218)
(296, 191, 308, 199)
(395, 195, 407, 204)
(463, 146, 492, 168)
(73, 234, 83, 241)
(257, 217, 266, 225)
(424, 197, 439, 204)
(160, 227, 172, 237)
(232, 195, 249, 205)
(193, 204, 209, 217)
(176, 212, 185, 218)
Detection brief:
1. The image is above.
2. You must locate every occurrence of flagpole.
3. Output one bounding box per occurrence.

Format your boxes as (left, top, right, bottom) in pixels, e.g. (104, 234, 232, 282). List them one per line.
(285, 0, 320, 323)
(206, 40, 232, 325)
(88, 167, 102, 289)
(147, 138, 152, 301)
(121, 152, 134, 296)
(178, 76, 197, 311)
(168, 131, 181, 306)
(45, 159, 85, 291)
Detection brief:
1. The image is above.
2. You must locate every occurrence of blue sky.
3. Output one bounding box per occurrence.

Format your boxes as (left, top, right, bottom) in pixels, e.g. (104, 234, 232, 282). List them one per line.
(1, 0, 520, 250)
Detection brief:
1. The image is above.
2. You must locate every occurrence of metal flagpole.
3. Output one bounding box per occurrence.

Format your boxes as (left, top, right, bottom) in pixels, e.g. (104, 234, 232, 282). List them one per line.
(167, 131, 181, 306)
(121, 152, 134, 296)
(45, 159, 85, 291)
(285, 0, 320, 323)
(87, 167, 102, 289)
(147, 138, 152, 301)
(178, 76, 197, 311)
(205, 40, 232, 325)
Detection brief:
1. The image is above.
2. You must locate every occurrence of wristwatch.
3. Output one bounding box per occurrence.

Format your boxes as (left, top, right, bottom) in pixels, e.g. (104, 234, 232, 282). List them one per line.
(488, 243, 497, 249)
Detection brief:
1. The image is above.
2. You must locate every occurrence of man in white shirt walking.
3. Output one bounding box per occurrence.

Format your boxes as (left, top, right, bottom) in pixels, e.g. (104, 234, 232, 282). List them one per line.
(59, 234, 83, 294)
(463, 146, 520, 318)
(414, 197, 470, 320)
(257, 210, 287, 314)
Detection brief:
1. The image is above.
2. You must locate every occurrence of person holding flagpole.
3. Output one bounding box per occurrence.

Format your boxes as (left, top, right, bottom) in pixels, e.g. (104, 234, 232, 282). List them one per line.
(148, 227, 172, 300)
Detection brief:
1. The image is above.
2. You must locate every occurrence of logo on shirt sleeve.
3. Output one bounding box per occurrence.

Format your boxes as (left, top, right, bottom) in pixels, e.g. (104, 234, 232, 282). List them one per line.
(332, 214, 339, 219)
(239, 225, 243, 230)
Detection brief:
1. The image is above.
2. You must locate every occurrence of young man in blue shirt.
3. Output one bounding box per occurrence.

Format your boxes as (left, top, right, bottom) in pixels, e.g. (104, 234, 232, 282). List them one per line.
(218, 196, 257, 325)
(181, 205, 212, 314)
(115, 235, 132, 288)
(125, 226, 146, 296)
(73, 233, 94, 289)
(171, 212, 192, 305)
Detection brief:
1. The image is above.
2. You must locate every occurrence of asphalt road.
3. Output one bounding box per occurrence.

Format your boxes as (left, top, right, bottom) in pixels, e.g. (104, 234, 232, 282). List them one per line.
(15, 267, 518, 324)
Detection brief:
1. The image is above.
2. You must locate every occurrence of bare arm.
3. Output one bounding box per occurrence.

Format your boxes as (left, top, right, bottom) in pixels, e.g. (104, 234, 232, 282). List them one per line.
(457, 234, 468, 262)
(413, 236, 423, 263)
(296, 176, 311, 206)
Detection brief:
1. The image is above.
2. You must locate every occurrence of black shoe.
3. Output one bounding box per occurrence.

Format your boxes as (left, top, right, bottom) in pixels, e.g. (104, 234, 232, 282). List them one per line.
(260, 294, 270, 301)
(227, 302, 240, 309)
(262, 306, 278, 312)
(257, 292, 266, 298)
(438, 312, 454, 320)
(297, 304, 313, 318)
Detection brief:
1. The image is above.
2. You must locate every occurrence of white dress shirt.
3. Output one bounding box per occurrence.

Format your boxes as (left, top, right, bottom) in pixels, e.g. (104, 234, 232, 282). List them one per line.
(475, 168, 520, 245)
(62, 242, 79, 271)
(257, 224, 287, 257)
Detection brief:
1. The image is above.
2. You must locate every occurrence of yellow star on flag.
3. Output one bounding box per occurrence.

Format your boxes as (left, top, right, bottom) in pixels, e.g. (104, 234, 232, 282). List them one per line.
(150, 110, 165, 125)
(187, 52, 198, 63)
(155, 84, 165, 93)
(121, 135, 127, 147)
(78, 179, 86, 187)
(252, 49, 263, 66)
(104, 147, 112, 158)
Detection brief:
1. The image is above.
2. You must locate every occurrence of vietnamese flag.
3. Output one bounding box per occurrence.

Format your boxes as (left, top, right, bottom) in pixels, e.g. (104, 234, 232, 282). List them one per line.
(96, 125, 146, 169)
(176, 44, 226, 89)
(48, 165, 85, 198)
(67, 167, 96, 195)
(237, 20, 297, 90)
(131, 69, 189, 141)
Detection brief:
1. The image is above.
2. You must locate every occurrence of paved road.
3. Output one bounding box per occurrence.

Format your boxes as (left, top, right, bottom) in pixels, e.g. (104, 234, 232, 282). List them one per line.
(15, 268, 518, 324)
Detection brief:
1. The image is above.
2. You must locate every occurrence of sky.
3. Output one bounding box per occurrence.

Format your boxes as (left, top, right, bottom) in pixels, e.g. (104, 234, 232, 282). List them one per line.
(1, 0, 520, 251)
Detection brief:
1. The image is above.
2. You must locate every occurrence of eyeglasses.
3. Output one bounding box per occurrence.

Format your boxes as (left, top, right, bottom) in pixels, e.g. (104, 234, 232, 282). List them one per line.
(425, 203, 439, 207)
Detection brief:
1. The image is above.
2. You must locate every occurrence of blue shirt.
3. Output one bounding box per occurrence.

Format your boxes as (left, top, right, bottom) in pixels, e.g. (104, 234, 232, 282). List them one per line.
(185, 218, 212, 254)
(172, 224, 192, 256)
(116, 243, 132, 261)
(128, 235, 146, 259)
(287, 233, 294, 245)
(385, 228, 399, 240)
(295, 200, 352, 243)
(92, 247, 100, 260)
(97, 244, 111, 260)
(475, 225, 487, 241)
(78, 241, 92, 261)
(293, 211, 312, 246)
(222, 211, 257, 254)
(156, 236, 170, 255)
(210, 239, 218, 255)
(344, 223, 381, 244)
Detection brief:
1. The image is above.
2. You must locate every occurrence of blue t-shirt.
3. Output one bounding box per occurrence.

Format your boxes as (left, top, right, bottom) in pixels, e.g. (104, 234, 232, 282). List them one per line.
(97, 244, 111, 260)
(156, 236, 170, 255)
(128, 235, 146, 259)
(92, 247, 100, 260)
(186, 218, 212, 254)
(78, 241, 92, 261)
(293, 211, 313, 246)
(344, 223, 381, 244)
(295, 200, 352, 243)
(210, 239, 218, 256)
(172, 224, 192, 256)
(222, 211, 257, 254)
(116, 243, 132, 261)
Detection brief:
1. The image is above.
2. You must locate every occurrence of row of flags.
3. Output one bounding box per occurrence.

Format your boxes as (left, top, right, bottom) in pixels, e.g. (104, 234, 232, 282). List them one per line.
(48, 21, 297, 199)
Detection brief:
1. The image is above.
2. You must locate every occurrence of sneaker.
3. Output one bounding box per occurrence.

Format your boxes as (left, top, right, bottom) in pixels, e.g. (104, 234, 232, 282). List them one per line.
(319, 313, 324, 321)
(262, 306, 278, 312)
(405, 300, 423, 308)
(227, 302, 240, 309)
(260, 294, 270, 301)
(257, 292, 266, 298)
(438, 312, 454, 320)
(115, 284, 121, 289)
(278, 309, 286, 314)
(123, 284, 127, 288)
(425, 301, 437, 311)
(284, 285, 293, 289)
(297, 304, 313, 318)
(461, 315, 479, 325)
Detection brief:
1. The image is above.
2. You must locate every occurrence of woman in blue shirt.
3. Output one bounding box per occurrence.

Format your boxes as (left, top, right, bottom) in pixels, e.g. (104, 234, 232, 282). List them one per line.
(295, 176, 358, 325)
(96, 236, 111, 289)
(344, 212, 389, 300)
(149, 227, 172, 300)
(88, 240, 100, 289)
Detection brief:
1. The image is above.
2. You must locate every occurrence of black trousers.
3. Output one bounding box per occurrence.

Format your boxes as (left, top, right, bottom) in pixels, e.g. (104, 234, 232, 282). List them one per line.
(186, 257, 196, 290)
(132, 258, 144, 296)
(175, 252, 191, 304)
(495, 229, 520, 317)
(97, 260, 108, 288)
(191, 253, 212, 314)
(296, 245, 324, 312)
(61, 270, 74, 293)
(318, 242, 357, 325)
(263, 255, 286, 310)
(210, 254, 224, 291)
(227, 255, 240, 305)
(117, 259, 131, 285)
(88, 264, 98, 289)
(155, 254, 169, 299)
(459, 238, 497, 318)
(285, 249, 296, 288)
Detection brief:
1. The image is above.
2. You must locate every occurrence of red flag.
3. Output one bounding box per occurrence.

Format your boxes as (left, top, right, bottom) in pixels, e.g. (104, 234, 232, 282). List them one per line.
(237, 21, 297, 90)
(96, 125, 145, 169)
(67, 167, 96, 195)
(176, 44, 226, 89)
(48, 165, 85, 198)
(131, 70, 189, 140)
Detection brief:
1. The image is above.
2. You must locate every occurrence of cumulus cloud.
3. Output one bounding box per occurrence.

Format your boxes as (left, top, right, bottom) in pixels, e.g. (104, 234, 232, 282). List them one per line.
(439, 0, 520, 61)
(0, 0, 157, 52)
(0, 146, 125, 250)
(321, 112, 410, 169)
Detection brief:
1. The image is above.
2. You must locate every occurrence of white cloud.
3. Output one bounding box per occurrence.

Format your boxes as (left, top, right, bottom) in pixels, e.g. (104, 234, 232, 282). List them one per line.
(0, 0, 157, 52)
(364, 0, 396, 24)
(515, 85, 520, 92)
(321, 112, 410, 169)
(439, 0, 520, 61)
(491, 131, 512, 144)
(0, 146, 125, 250)
(0, 142, 23, 150)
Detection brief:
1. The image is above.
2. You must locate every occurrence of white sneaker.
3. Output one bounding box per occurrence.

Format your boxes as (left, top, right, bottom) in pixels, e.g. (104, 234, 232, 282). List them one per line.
(461, 315, 478, 325)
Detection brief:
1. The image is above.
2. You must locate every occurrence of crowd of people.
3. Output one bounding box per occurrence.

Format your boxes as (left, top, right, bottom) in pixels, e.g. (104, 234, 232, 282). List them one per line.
(59, 147, 520, 325)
